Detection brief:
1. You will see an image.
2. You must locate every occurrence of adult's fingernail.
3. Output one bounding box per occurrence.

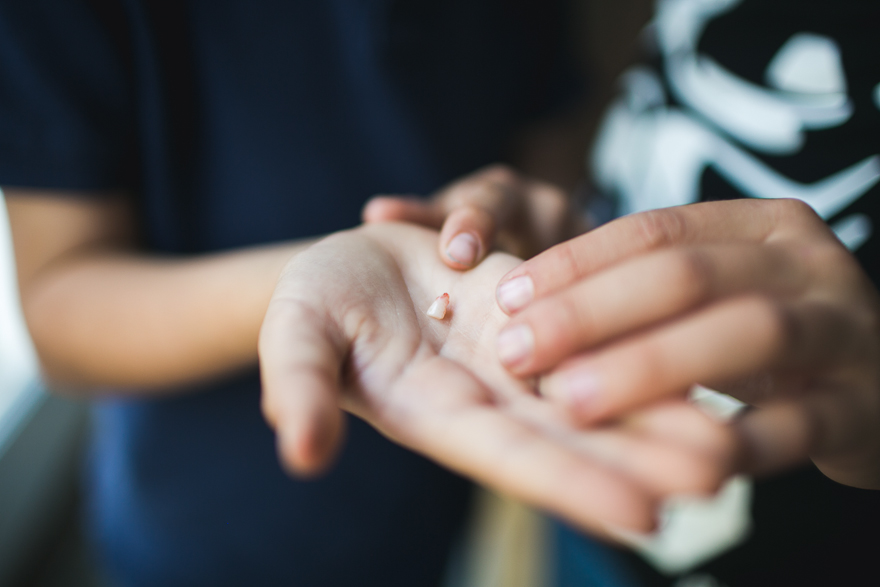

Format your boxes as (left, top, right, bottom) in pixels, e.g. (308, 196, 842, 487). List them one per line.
(496, 275, 534, 313)
(446, 233, 480, 266)
(497, 324, 534, 366)
(542, 368, 601, 414)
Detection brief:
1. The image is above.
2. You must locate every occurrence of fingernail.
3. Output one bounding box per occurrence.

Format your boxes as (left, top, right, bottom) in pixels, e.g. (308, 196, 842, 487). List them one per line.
(446, 233, 479, 266)
(496, 275, 534, 313)
(543, 369, 601, 412)
(496, 324, 534, 366)
(567, 370, 602, 410)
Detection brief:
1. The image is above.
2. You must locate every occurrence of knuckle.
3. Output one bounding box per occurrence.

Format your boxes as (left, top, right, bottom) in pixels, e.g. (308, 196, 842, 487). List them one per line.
(772, 199, 827, 233)
(775, 198, 817, 222)
(555, 239, 589, 280)
(451, 181, 506, 210)
(530, 181, 567, 214)
(553, 293, 597, 348)
(448, 202, 488, 225)
(666, 249, 715, 303)
(480, 164, 519, 186)
(633, 209, 686, 251)
(444, 183, 475, 208)
(628, 341, 668, 393)
(747, 296, 797, 360)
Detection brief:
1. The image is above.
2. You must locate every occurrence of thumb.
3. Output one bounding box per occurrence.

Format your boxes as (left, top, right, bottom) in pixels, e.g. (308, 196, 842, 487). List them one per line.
(259, 297, 347, 476)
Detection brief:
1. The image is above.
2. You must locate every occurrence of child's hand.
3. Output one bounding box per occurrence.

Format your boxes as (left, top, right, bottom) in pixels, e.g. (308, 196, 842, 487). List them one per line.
(362, 165, 586, 269)
(259, 222, 738, 538)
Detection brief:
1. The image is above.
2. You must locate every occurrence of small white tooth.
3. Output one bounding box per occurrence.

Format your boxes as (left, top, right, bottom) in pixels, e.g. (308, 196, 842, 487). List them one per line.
(426, 294, 449, 320)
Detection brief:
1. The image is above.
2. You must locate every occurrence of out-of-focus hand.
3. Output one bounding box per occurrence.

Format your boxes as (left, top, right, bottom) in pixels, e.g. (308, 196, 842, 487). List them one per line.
(494, 199, 880, 489)
(259, 222, 738, 537)
(362, 165, 586, 270)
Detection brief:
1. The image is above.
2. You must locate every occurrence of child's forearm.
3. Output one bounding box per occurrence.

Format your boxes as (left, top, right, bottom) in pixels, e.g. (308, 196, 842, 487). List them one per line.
(27, 243, 309, 393)
(7, 188, 314, 394)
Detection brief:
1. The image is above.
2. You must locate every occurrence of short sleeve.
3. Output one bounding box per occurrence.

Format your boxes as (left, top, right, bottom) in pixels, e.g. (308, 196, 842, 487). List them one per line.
(0, 0, 135, 191)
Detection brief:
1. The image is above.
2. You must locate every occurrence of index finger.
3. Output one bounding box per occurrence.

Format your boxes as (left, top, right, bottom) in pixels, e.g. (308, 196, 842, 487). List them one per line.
(495, 199, 827, 314)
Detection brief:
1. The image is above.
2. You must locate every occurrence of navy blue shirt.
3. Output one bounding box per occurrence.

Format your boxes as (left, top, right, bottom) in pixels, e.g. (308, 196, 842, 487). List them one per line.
(0, 1, 578, 586)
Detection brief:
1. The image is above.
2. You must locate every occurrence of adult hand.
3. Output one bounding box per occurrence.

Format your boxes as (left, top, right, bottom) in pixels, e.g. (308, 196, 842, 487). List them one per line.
(259, 222, 738, 537)
(362, 165, 586, 270)
(494, 199, 880, 489)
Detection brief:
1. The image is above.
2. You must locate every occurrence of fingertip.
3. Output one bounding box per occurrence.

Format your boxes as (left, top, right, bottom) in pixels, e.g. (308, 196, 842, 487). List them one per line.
(363, 195, 443, 227)
(439, 206, 494, 270)
(443, 231, 482, 269)
(568, 478, 659, 539)
(733, 403, 812, 477)
(495, 269, 525, 313)
(539, 366, 604, 425)
(361, 196, 402, 223)
(599, 519, 659, 546)
(495, 274, 535, 314)
(496, 323, 535, 371)
(277, 407, 346, 478)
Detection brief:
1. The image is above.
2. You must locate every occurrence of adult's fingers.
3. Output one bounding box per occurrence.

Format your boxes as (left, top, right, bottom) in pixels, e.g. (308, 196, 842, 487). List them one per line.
(367, 355, 660, 536)
(361, 196, 444, 228)
(539, 297, 859, 425)
(432, 165, 526, 268)
(497, 394, 738, 499)
(496, 199, 828, 314)
(562, 427, 732, 497)
(434, 169, 577, 267)
(735, 386, 880, 489)
(364, 165, 577, 269)
(362, 195, 496, 268)
(363, 165, 525, 268)
(437, 205, 494, 269)
(259, 296, 347, 477)
(622, 401, 740, 463)
(497, 242, 813, 375)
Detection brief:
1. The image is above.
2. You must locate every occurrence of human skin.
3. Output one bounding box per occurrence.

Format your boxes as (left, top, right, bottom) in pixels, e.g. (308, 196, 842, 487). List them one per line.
(6, 189, 309, 390)
(6, 187, 738, 536)
(493, 199, 880, 490)
(7, 165, 579, 391)
(363, 165, 588, 270)
(258, 222, 739, 536)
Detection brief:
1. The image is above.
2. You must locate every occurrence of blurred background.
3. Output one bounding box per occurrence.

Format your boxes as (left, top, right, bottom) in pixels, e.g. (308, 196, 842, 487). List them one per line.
(0, 187, 92, 587)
